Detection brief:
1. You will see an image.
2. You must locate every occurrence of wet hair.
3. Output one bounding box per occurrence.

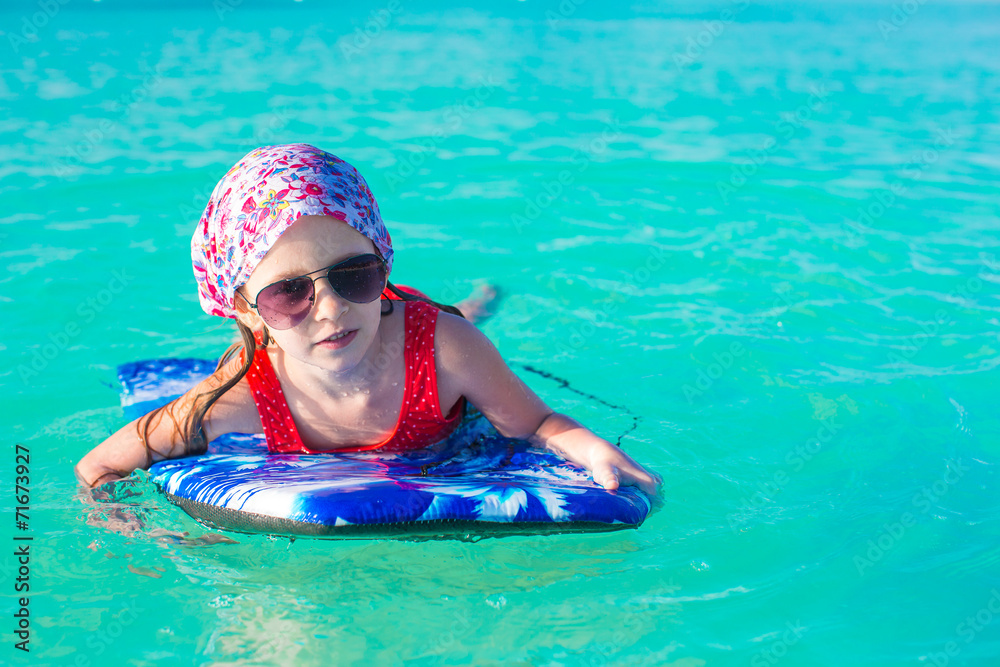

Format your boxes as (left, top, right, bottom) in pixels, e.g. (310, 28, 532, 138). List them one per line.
(132, 252, 466, 467)
(380, 283, 466, 320)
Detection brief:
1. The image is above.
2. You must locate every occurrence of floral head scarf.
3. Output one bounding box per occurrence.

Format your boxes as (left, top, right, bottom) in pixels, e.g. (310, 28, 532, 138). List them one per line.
(191, 143, 393, 319)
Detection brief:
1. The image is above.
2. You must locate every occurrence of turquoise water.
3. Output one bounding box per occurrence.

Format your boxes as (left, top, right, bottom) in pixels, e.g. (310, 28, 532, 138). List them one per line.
(3, 0, 999, 664)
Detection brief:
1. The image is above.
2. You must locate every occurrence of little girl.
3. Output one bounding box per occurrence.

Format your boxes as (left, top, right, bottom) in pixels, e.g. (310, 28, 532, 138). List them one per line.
(75, 143, 660, 497)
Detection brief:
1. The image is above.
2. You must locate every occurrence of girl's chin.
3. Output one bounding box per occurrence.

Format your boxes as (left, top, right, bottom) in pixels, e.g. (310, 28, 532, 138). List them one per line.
(304, 348, 366, 374)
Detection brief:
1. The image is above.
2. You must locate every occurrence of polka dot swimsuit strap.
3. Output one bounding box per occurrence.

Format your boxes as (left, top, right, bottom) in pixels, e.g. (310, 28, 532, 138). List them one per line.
(385, 300, 465, 451)
(241, 331, 308, 453)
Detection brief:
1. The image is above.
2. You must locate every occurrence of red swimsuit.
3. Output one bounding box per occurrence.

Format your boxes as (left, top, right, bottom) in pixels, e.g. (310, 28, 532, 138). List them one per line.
(238, 286, 466, 453)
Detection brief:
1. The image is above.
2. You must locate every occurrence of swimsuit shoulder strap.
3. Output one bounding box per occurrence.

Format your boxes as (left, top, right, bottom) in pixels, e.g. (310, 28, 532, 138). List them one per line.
(387, 300, 465, 449)
(241, 335, 308, 453)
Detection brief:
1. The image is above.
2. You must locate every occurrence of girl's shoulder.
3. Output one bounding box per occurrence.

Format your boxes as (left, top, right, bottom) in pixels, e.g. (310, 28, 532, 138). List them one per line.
(431, 308, 489, 413)
(431, 308, 475, 351)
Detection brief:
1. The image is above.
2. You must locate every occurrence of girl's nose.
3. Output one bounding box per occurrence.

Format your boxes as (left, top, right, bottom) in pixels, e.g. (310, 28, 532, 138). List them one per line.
(310, 276, 350, 321)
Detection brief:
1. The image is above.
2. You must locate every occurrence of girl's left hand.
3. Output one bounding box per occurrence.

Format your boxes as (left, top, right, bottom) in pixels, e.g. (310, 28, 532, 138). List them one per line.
(589, 442, 662, 497)
(432, 316, 662, 498)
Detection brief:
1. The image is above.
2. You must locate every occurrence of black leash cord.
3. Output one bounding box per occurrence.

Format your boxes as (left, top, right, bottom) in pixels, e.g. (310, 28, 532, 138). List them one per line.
(515, 363, 641, 448)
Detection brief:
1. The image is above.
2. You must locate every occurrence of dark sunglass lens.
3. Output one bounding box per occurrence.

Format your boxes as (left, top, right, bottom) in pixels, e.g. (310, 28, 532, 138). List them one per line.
(257, 277, 314, 329)
(327, 255, 386, 303)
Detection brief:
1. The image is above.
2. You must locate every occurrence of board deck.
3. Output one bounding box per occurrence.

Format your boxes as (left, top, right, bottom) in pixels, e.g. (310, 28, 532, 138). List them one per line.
(119, 358, 651, 538)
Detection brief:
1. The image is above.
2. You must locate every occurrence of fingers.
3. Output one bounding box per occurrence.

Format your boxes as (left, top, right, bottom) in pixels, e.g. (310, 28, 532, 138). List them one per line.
(637, 473, 661, 498)
(592, 462, 621, 491)
(588, 446, 659, 496)
(618, 466, 662, 497)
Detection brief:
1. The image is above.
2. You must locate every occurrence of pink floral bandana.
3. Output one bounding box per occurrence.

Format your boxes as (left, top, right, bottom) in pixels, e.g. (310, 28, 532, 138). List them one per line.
(191, 143, 393, 320)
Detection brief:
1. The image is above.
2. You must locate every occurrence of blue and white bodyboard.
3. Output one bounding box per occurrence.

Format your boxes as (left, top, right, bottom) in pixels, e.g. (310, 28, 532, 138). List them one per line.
(118, 358, 651, 538)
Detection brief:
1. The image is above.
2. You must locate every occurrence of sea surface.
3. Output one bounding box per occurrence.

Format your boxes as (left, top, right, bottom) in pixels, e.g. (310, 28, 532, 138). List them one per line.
(2, 0, 999, 665)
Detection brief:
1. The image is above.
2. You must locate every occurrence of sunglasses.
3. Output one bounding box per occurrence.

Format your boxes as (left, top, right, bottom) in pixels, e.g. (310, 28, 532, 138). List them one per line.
(238, 253, 387, 330)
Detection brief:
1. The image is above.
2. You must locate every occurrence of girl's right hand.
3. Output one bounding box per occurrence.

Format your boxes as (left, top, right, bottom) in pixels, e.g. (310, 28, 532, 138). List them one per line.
(78, 481, 148, 537)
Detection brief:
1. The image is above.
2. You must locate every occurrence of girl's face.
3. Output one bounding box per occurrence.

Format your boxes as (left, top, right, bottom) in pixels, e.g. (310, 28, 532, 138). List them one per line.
(236, 214, 386, 375)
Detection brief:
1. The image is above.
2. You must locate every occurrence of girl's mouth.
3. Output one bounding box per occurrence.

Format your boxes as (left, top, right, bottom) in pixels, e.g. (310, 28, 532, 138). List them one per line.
(316, 329, 358, 349)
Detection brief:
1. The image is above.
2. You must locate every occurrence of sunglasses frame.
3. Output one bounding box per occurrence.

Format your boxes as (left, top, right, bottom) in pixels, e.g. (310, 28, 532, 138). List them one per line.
(237, 253, 387, 329)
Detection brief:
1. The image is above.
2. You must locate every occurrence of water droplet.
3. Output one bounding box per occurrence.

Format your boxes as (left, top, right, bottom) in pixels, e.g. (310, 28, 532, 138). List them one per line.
(486, 593, 507, 609)
(362, 389, 370, 395)
(340, 392, 348, 398)
(391, 382, 398, 387)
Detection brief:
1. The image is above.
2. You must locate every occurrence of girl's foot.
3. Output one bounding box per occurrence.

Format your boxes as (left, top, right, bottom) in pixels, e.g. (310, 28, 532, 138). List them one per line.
(456, 283, 500, 324)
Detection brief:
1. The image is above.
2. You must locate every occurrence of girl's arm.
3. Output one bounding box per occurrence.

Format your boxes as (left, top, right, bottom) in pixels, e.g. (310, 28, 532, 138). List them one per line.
(74, 414, 170, 489)
(74, 355, 254, 489)
(528, 412, 661, 496)
(436, 313, 661, 496)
